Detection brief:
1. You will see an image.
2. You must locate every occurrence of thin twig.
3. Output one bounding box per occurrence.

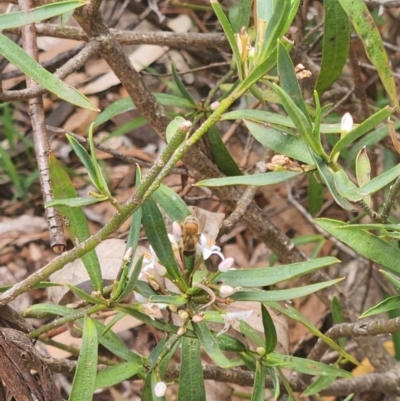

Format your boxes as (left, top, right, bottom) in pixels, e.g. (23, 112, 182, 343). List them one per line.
(18, 0, 66, 253)
(378, 176, 400, 223)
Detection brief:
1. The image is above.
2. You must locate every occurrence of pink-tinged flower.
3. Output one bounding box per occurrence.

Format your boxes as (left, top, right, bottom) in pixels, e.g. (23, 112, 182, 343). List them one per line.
(210, 101, 220, 111)
(219, 285, 235, 298)
(200, 234, 224, 260)
(216, 310, 253, 337)
(341, 112, 353, 134)
(172, 221, 182, 240)
(191, 314, 203, 323)
(154, 262, 167, 277)
(154, 381, 167, 397)
(218, 257, 234, 272)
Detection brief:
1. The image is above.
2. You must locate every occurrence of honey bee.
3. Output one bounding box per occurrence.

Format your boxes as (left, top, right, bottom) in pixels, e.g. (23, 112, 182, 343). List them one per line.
(180, 215, 201, 256)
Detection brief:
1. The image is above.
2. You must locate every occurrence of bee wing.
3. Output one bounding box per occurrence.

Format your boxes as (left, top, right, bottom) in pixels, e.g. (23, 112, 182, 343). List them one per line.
(188, 206, 225, 241)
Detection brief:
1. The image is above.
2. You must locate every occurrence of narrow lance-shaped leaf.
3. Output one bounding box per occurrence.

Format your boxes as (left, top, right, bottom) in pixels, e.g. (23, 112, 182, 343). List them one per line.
(68, 317, 98, 401)
(231, 278, 343, 302)
(178, 338, 206, 401)
(277, 40, 309, 119)
(142, 198, 186, 291)
(330, 106, 394, 156)
(49, 155, 103, 292)
(217, 256, 340, 287)
(0, 1, 85, 29)
(251, 361, 265, 401)
(207, 125, 242, 177)
(261, 304, 277, 355)
(210, 0, 243, 80)
(196, 171, 302, 187)
(314, 218, 400, 276)
(336, 0, 398, 108)
(315, 0, 350, 95)
(0, 34, 98, 111)
(244, 120, 314, 165)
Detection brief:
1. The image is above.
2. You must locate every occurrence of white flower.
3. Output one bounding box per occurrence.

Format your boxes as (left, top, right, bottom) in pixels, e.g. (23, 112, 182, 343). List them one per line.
(219, 285, 235, 298)
(341, 112, 353, 134)
(218, 257, 234, 272)
(216, 310, 253, 337)
(200, 234, 224, 260)
(154, 381, 167, 397)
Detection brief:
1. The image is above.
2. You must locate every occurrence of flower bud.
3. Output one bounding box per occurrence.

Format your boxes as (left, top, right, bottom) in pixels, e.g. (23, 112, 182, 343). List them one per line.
(218, 257, 234, 272)
(154, 263, 167, 277)
(177, 326, 186, 336)
(256, 346, 266, 356)
(219, 285, 235, 298)
(154, 381, 167, 397)
(210, 101, 220, 110)
(172, 221, 182, 237)
(341, 112, 353, 134)
(178, 310, 189, 320)
(191, 314, 204, 323)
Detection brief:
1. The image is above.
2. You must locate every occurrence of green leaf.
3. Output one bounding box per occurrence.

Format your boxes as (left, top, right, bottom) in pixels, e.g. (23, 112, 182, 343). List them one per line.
(0, 1, 85, 29)
(192, 321, 238, 368)
(153, 184, 191, 223)
(356, 147, 371, 205)
(332, 169, 362, 202)
(361, 296, 400, 317)
(66, 135, 99, 190)
(229, 0, 253, 32)
(116, 305, 192, 337)
(231, 278, 342, 302)
(217, 256, 339, 287)
(358, 163, 400, 196)
(251, 361, 265, 401)
(115, 255, 143, 303)
(178, 338, 206, 401)
(49, 155, 103, 292)
(330, 106, 393, 156)
(257, 0, 291, 64)
(380, 270, 400, 294)
(211, 0, 243, 80)
(94, 94, 194, 127)
(337, 0, 398, 108)
(88, 123, 110, 196)
(65, 284, 108, 306)
(302, 375, 336, 397)
(142, 198, 186, 290)
(207, 125, 242, 176)
(95, 363, 144, 390)
(331, 296, 345, 348)
(22, 303, 75, 319)
(261, 305, 277, 355)
(224, 109, 344, 134)
(264, 352, 352, 377)
(0, 34, 98, 111)
(196, 171, 302, 187)
(315, 0, 350, 95)
(314, 218, 400, 276)
(92, 319, 143, 364)
(68, 317, 98, 401)
(277, 40, 309, 119)
(171, 63, 197, 106)
(46, 196, 107, 208)
(148, 295, 188, 306)
(308, 173, 324, 216)
(244, 120, 314, 165)
(311, 153, 356, 211)
(270, 83, 326, 158)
